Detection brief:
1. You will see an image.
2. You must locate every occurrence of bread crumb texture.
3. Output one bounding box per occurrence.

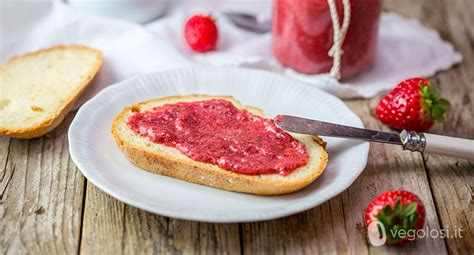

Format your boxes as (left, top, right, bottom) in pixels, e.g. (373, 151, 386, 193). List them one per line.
(0, 45, 102, 138)
(112, 95, 329, 195)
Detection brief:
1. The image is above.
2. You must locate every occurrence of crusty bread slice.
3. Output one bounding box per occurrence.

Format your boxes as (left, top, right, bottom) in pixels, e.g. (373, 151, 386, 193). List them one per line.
(0, 45, 103, 138)
(112, 95, 328, 195)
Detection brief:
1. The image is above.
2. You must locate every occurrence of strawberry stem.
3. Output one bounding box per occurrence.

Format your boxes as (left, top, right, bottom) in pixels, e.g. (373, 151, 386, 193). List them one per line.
(376, 198, 419, 244)
(421, 81, 450, 122)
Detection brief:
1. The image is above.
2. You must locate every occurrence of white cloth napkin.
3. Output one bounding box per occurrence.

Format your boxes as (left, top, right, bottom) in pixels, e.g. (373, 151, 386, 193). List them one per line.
(1, 1, 462, 106)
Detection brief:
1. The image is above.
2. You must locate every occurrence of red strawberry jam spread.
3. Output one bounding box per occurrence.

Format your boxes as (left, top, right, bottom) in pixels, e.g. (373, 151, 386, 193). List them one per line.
(272, 0, 382, 78)
(127, 99, 309, 176)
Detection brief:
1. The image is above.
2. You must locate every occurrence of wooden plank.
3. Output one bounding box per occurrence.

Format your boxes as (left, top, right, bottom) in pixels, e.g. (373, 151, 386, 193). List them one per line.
(0, 114, 85, 254)
(241, 101, 447, 254)
(345, 102, 448, 255)
(419, 0, 474, 253)
(242, 0, 453, 253)
(80, 183, 241, 254)
(242, 197, 350, 254)
(0, 136, 12, 201)
(386, 0, 474, 253)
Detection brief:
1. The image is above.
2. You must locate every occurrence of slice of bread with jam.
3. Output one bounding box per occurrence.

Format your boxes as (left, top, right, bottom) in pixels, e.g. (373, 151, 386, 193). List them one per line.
(112, 95, 328, 195)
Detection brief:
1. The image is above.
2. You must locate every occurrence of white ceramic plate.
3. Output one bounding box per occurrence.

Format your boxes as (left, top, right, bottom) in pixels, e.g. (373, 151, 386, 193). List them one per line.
(69, 67, 369, 223)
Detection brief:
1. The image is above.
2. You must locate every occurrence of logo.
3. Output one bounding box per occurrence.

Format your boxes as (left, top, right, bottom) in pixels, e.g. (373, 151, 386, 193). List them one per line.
(367, 221, 386, 246)
(367, 221, 463, 246)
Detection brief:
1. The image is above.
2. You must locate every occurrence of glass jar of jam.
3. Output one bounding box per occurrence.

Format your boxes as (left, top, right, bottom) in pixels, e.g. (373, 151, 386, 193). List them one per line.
(272, 0, 383, 79)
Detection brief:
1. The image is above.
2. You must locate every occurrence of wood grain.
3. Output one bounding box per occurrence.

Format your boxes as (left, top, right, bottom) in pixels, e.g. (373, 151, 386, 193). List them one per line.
(386, 0, 474, 253)
(240, 99, 447, 255)
(80, 183, 241, 255)
(241, 1, 471, 254)
(0, 114, 85, 255)
(1, 0, 472, 254)
(419, 0, 474, 253)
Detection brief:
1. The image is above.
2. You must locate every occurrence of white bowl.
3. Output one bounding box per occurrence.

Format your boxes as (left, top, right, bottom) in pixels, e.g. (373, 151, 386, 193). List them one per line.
(67, 0, 169, 23)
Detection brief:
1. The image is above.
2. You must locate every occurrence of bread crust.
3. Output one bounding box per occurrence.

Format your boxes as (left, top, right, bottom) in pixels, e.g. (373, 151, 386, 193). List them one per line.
(112, 95, 329, 195)
(0, 45, 103, 138)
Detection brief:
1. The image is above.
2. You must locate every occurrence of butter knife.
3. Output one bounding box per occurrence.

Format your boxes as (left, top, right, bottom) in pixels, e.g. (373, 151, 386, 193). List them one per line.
(274, 115, 474, 160)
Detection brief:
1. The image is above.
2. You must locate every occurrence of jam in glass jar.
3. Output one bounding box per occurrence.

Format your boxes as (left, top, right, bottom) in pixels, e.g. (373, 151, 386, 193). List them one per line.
(272, 0, 383, 79)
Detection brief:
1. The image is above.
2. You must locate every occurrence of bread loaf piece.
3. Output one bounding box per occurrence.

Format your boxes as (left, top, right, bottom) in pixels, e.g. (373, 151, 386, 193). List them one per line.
(112, 95, 328, 195)
(0, 45, 103, 138)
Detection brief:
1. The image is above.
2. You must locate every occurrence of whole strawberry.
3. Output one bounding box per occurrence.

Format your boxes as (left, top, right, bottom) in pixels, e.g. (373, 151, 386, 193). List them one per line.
(184, 14, 218, 53)
(375, 78, 450, 132)
(365, 190, 426, 245)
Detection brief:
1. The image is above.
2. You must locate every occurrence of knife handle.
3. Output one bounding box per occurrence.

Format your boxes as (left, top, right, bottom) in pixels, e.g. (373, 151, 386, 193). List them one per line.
(423, 133, 474, 160)
(401, 130, 474, 160)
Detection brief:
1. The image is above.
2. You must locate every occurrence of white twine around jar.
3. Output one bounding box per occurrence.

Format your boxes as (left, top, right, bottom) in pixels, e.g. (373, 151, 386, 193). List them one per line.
(327, 0, 351, 79)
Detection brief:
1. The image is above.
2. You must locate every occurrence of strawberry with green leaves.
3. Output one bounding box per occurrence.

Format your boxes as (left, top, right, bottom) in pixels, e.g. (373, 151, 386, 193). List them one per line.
(365, 190, 426, 245)
(375, 78, 450, 132)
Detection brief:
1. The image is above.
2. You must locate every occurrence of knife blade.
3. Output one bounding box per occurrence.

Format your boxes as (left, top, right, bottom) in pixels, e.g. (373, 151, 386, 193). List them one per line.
(274, 115, 474, 160)
(274, 115, 402, 145)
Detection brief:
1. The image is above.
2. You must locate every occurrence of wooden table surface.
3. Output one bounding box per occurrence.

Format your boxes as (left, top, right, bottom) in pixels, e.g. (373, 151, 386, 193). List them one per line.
(1, 0, 473, 254)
